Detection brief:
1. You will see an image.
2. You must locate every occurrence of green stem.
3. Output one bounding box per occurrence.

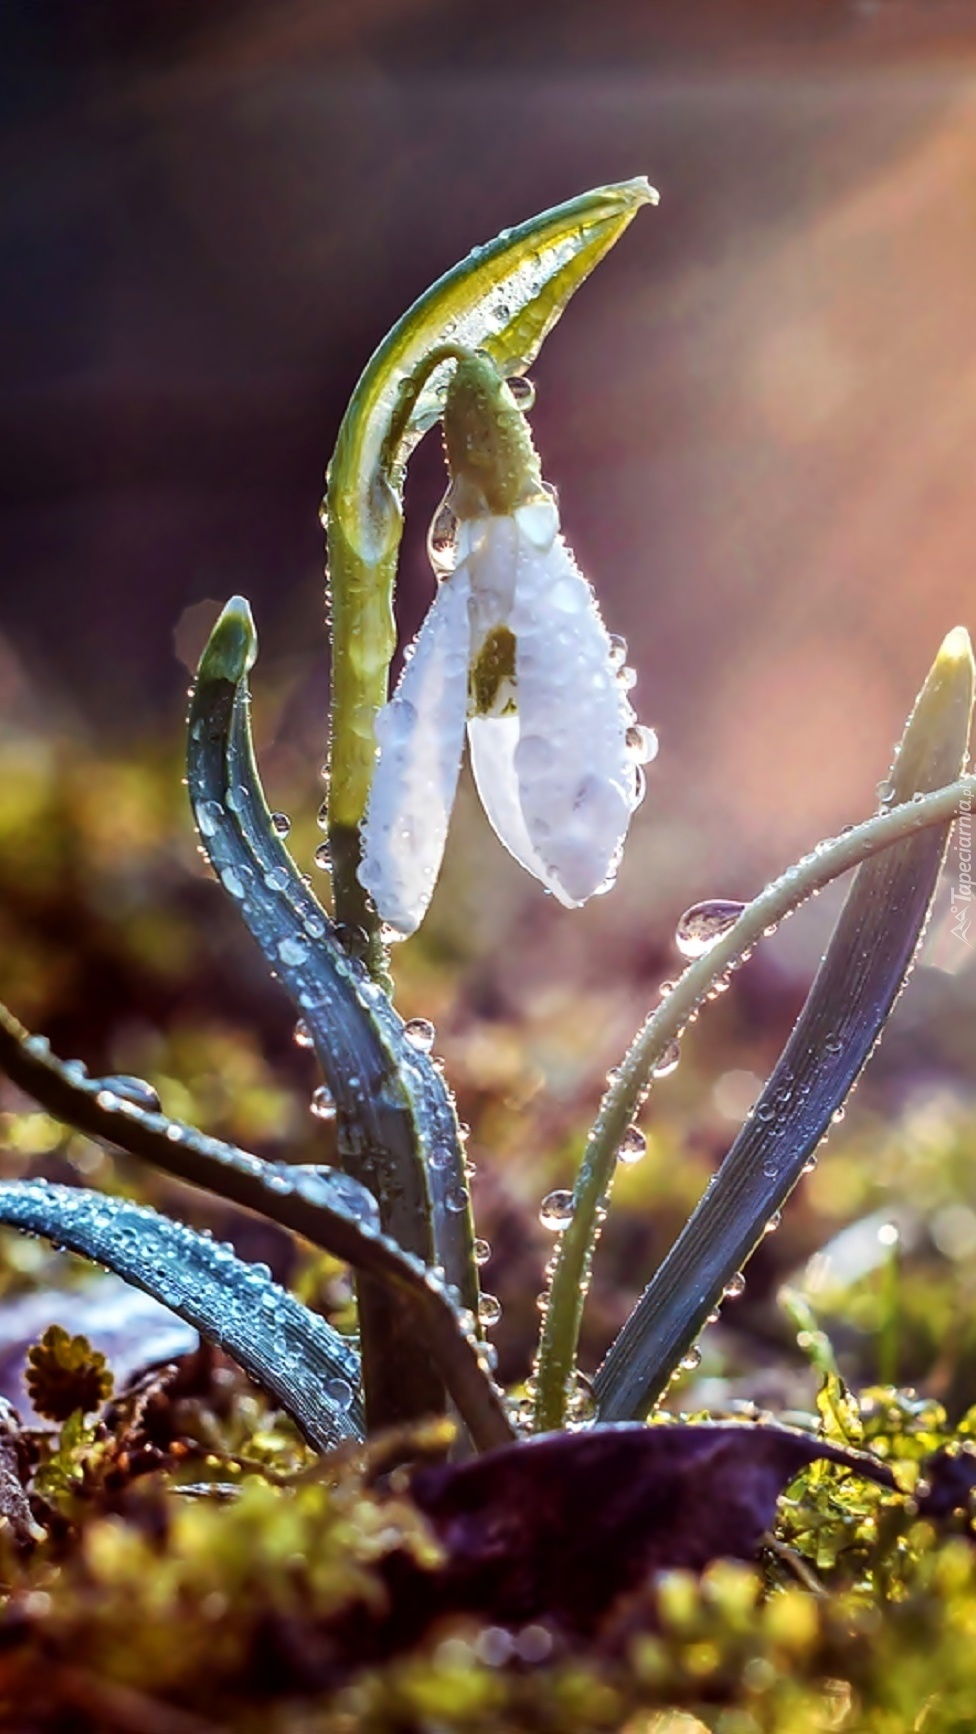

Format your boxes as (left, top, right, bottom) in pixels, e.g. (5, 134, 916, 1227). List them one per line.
(533, 772, 976, 1432)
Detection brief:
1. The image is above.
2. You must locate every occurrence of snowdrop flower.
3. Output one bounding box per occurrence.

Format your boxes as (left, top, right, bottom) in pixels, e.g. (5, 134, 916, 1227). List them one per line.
(358, 352, 655, 936)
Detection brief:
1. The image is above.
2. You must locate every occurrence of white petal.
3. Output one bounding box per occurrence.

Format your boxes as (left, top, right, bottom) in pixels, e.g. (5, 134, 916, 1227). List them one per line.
(357, 572, 471, 936)
(509, 523, 639, 905)
(467, 712, 557, 892)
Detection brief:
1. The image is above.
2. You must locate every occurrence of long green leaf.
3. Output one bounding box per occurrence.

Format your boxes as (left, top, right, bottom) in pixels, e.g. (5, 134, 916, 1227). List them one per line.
(324, 177, 657, 935)
(0, 1002, 513, 1451)
(0, 1181, 363, 1450)
(594, 627, 974, 1421)
(188, 598, 486, 1433)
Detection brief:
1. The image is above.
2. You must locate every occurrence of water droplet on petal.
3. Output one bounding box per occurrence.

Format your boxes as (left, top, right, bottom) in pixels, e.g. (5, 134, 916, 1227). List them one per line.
(428, 492, 459, 576)
(444, 1186, 468, 1214)
(478, 1292, 502, 1328)
(625, 724, 659, 765)
(652, 1041, 681, 1080)
(617, 1124, 647, 1164)
(403, 1018, 436, 1053)
(539, 1189, 574, 1231)
(473, 1238, 491, 1266)
(310, 1086, 336, 1122)
(675, 899, 747, 960)
(270, 812, 291, 837)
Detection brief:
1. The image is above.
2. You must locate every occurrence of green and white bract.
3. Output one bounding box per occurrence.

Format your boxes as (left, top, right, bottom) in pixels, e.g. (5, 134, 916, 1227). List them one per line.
(357, 352, 654, 937)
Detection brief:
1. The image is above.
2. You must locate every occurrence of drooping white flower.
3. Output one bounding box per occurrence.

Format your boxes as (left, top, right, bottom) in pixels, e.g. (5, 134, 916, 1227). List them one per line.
(357, 354, 655, 937)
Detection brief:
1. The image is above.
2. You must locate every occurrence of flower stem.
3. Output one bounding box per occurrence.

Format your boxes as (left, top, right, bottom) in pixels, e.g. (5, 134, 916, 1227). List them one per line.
(533, 772, 976, 1433)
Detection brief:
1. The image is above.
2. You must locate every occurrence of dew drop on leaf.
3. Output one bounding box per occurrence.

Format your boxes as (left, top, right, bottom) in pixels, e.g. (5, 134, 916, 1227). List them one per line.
(270, 812, 291, 837)
(310, 1086, 337, 1122)
(473, 1238, 491, 1266)
(478, 1292, 502, 1328)
(539, 1189, 575, 1231)
(97, 1075, 161, 1114)
(617, 1125, 647, 1165)
(403, 1018, 436, 1053)
(651, 1040, 681, 1080)
(674, 899, 747, 960)
(293, 1019, 313, 1049)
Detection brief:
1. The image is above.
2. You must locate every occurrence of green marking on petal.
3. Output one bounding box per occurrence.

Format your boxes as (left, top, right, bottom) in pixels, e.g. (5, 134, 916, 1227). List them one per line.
(470, 625, 517, 717)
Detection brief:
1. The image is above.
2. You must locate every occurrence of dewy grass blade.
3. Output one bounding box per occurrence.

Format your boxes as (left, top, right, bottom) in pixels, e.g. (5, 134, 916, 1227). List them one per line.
(534, 633, 976, 1432)
(187, 598, 483, 1433)
(324, 177, 656, 940)
(0, 1001, 513, 1451)
(594, 628, 975, 1422)
(0, 1181, 364, 1450)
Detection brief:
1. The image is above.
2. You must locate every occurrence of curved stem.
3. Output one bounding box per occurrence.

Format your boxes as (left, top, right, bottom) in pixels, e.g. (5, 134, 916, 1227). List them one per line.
(533, 772, 976, 1432)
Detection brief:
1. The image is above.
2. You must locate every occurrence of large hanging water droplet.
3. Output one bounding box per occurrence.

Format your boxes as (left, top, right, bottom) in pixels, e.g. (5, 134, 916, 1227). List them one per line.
(617, 1124, 647, 1165)
(310, 1085, 336, 1122)
(478, 1292, 502, 1328)
(270, 812, 291, 838)
(674, 899, 747, 960)
(539, 1189, 574, 1231)
(652, 1041, 681, 1080)
(428, 491, 459, 576)
(403, 1018, 436, 1053)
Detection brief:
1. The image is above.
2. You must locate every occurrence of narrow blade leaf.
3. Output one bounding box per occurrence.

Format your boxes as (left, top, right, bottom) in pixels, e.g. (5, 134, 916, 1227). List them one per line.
(0, 1002, 513, 1451)
(0, 1182, 364, 1449)
(595, 628, 975, 1421)
(189, 598, 484, 1432)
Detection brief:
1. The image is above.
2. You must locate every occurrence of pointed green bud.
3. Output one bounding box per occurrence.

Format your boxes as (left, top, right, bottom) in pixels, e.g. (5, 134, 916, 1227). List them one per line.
(442, 352, 543, 518)
(196, 596, 258, 687)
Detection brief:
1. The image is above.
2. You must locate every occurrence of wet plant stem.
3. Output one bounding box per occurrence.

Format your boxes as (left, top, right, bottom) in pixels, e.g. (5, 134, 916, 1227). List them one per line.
(533, 773, 976, 1433)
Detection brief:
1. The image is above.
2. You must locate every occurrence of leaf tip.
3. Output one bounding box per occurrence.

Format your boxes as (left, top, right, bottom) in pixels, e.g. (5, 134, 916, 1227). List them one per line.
(621, 174, 660, 209)
(198, 596, 258, 685)
(936, 625, 974, 671)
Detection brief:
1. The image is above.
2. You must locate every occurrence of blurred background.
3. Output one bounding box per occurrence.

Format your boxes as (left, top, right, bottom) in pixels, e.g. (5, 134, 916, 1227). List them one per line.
(3, 0, 976, 1415)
